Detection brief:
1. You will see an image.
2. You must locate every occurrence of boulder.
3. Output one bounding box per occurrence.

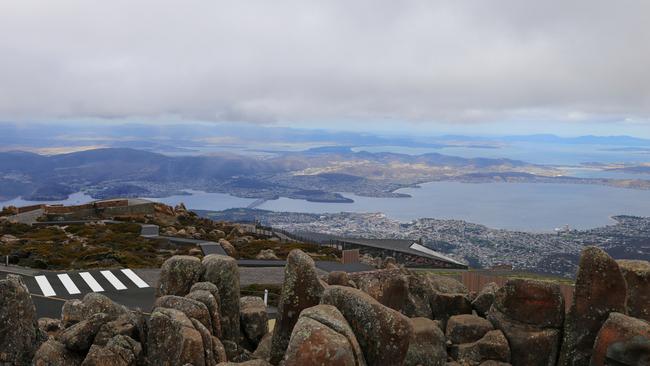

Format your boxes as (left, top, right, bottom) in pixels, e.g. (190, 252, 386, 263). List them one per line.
(427, 274, 468, 294)
(403, 272, 436, 318)
(327, 271, 354, 287)
(61, 299, 86, 328)
(269, 249, 325, 364)
(202, 254, 241, 344)
(431, 291, 473, 329)
(154, 295, 212, 333)
(93, 313, 140, 347)
(33, 339, 83, 366)
(146, 307, 206, 366)
(81, 335, 142, 366)
(219, 239, 238, 258)
(240, 296, 268, 349)
(321, 285, 412, 366)
(617, 259, 650, 322)
(283, 317, 357, 366)
(57, 313, 111, 352)
(486, 278, 565, 366)
(405, 317, 447, 366)
(454, 330, 510, 365)
(348, 268, 409, 311)
(559, 247, 627, 366)
(39, 317, 63, 338)
(488, 308, 561, 366)
(0, 275, 41, 365)
(61, 293, 128, 328)
(157, 255, 204, 297)
(472, 282, 499, 317)
(187, 289, 223, 337)
(590, 312, 650, 366)
(256, 249, 279, 260)
(190, 281, 222, 304)
(446, 314, 494, 345)
(253, 333, 273, 361)
(492, 278, 564, 329)
(191, 318, 219, 366)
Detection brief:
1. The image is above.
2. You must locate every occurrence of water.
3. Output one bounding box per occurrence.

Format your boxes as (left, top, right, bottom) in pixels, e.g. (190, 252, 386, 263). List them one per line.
(4, 183, 650, 232)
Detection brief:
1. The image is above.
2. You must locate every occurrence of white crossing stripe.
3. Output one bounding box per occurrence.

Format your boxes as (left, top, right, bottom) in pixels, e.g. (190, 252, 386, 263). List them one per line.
(57, 274, 81, 295)
(35, 275, 56, 297)
(79, 272, 104, 292)
(121, 269, 150, 288)
(100, 270, 127, 290)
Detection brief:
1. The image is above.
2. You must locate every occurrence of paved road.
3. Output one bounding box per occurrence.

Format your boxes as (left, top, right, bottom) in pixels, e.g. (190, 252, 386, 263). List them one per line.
(1, 268, 156, 318)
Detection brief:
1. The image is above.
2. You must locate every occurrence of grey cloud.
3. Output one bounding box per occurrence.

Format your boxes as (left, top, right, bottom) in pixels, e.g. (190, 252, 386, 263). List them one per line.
(0, 0, 649, 125)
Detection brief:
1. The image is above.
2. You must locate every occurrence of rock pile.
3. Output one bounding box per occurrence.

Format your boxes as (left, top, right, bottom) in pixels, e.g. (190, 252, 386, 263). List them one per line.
(1, 246, 649, 365)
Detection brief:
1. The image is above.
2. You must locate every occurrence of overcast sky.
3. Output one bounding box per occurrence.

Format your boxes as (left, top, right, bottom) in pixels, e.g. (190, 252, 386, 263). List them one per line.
(1, 0, 649, 136)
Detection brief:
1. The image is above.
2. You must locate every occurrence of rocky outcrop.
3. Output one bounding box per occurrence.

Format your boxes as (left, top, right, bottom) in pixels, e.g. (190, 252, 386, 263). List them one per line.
(617, 259, 650, 322)
(202, 254, 241, 344)
(39, 317, 63, 338)
(219, 239, 238, 258)
(590, 312, 650, 366)
(153, 295, 213, 335)
(559, 247, 627, 366)
(446, 314, 494, 345)
(431, 291, 473, 329)
(81, 335, 142, 366)
(240, 296, 268, 350)
(327, 271, 356, 287)
(146, 307, 206, 365)
(283, 305, 364, 366)
(403, 271, 436, 318)
(488, 278, 565, 366)
(157, 255, 204, 297)
(348, 268, 409, 311)
(61, 293, 128, 328)
(187, 289, 223, 338)
(454, 330, 511, 365)
(472, 282, 499, 317)
(33, 339, 84, 366)
(405, 317, 446, 366)
(57, 313, 111, 352)
(321, 285, 412, 366)
(270, 249, 325, 364)
(0, 275, 42, 365)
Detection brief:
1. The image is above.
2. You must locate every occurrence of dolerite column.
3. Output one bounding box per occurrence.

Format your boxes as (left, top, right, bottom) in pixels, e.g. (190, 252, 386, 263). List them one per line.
(269, 249, 325, 364)
(202, 254, 241, 344)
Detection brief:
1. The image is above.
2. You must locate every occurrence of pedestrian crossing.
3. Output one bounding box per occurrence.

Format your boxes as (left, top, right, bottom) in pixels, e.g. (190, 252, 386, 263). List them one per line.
(29, 269, 150, 297)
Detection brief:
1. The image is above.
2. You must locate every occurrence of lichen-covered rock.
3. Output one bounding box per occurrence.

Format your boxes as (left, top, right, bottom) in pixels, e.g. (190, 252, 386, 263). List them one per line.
(93, 313, 140, 347)
(33, 339, 83, 366)
(191, 281, 222, 305)
(617, 259, 650, 322)
(446, 314, 494, 345)
(486, 279, 565, 366)
(0, 275, 41, 365)
(283, 317, 357, 366)
(202, 254, 241, 344)
(321, 285, 412, 366)
(157, 255, 204, 297)
(240, 296, 268, 349)
(488, 308, 561, 366)
(590, 312, 650, 366)
(146, 307, 206, 366)
(61, 293, 128, 328)
(57, 313, 111, 352)
(219, 238, 238, 258)
(405, 317, 446, 366)
(493, 278, 565, 329)
(187, 289, 223, 338)
(454, 330, 510, 365)
(39, 317, 63, 338)
(256, 249, 279, 260)
(559, 247, 627, 366)
(81, 335, 142, 366)
(427, 274, 469, 294)
(253, 333, 273, 361)
(348, 268, 409, 311)
(403, 271, 436, 318)
(472, 282, 499, 317)
(154, 295, 212, 333)
(191, 318, 219, 366)
(431, 291, 473, 329)
(269, 249, 325, 364)
(327, 271, 355, 287)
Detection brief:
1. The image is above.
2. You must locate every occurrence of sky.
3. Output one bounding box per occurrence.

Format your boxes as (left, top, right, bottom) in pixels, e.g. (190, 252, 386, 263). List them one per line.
(1, 0, 649, 137)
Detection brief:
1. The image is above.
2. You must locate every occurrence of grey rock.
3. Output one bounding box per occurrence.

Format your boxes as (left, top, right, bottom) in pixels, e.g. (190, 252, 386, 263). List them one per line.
(157, 255, 204, 297)
(202, 254, 241, 344)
